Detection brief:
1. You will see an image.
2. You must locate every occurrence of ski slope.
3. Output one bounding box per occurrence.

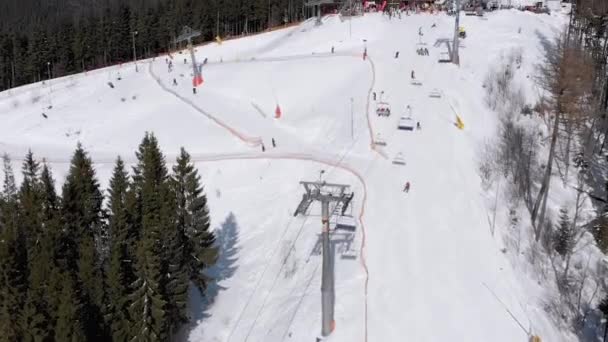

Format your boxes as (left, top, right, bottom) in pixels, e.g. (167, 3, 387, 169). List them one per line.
(0, 9, 572, 342)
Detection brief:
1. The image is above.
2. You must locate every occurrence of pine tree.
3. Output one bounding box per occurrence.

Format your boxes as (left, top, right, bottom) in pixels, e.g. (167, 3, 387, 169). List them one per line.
(105, 157, 133, 341)
(554, 207, 574, 258)
(172, 147, 217, 294)
(128, 133, 169, 341)
(0, 154, 27, 341)
(39, 163, 62, 334)
(61, 143, 107, 340)
(18, 153, 52, 341)
(19, 150, 42, 258)
(54, 272, 85, 342)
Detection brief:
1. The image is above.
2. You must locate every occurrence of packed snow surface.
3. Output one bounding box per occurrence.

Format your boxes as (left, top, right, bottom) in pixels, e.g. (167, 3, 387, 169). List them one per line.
(0, 9, 571, 342)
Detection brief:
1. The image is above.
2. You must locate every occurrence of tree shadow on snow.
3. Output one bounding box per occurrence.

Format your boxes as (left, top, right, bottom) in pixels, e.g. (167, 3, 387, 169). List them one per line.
(178, 212, 241, 339)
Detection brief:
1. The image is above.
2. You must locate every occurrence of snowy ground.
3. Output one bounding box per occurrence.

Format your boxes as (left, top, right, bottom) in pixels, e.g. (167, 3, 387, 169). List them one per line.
(0, 9, 574, 342)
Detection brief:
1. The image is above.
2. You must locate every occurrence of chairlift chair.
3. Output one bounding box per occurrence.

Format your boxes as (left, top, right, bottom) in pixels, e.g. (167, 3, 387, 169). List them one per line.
(376, 101, 391, 117)
(429, 89, 442, 98)
(392, 152, 406, 165)
(374, 133, 387, 146)
(398, 116, 415, 131)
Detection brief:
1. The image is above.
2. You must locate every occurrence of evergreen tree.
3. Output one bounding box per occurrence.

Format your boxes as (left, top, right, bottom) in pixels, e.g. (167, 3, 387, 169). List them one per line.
(0, 154, 27, 341)
(54, 272, 85, 342)
(39, 163, 62, 333)
(18, 155, 56, 340)
(172, 147, 217, 294)
(19, 150, 42, 258)
(128, 133, 169, 341)
(105, 157, 133, 341)
(554, 207, 574, 258)
(61, 144, 107, 340)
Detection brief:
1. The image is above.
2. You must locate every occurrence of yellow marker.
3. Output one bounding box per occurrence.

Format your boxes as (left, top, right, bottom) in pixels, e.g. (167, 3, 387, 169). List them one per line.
(456, 115, 465, 130)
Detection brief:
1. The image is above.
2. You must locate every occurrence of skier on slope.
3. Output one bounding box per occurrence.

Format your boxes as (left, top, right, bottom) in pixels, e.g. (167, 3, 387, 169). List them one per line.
(272, 138, 276, 148)
(403, 181, 410, 193)
(411, 70, 415, 79)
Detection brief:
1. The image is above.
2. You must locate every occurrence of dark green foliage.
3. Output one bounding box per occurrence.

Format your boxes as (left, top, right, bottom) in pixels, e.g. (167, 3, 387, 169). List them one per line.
(0, 135, 217, 340)
(172, 148, 217, 294)
(0, 154, 27, 341)
(105, 157, 133, 341)
(129, 133, 171, 340)
(54, 272, 85, 342)
(554, 207, 574, 258)
(0, 0, 308, 90)
(61, 144, 107, 340)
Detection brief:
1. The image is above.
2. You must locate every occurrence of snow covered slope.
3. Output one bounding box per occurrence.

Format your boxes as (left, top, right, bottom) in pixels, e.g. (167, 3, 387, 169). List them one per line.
(0, 9, 571, 342)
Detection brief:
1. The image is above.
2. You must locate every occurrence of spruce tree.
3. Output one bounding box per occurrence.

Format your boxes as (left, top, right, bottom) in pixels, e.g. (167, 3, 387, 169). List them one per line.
(554, 207, 574, 258)
(106, 157, 133, 341)
(128, 133, 169, 341)
(39, 163, 62, 334)
(172, 147, 217, 294)
(18, 152, 50, 341)
(0, 154, 27, 341)
(55, 272, 85, 342)
(61, 143, 107, 340)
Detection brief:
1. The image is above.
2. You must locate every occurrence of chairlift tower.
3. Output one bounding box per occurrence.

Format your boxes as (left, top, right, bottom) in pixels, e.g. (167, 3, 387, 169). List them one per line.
(294, 178, 354, 337)
(452, 0, 461, 65)
(175, 26, 203, 89)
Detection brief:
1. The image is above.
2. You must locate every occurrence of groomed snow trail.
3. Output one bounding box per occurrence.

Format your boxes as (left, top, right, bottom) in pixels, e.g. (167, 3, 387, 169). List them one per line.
(0, 10, 573, 342)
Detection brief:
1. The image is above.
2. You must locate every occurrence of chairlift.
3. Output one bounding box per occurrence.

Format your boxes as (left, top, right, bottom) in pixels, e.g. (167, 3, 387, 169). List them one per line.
(376, 101, 391, 117)
(374, 132, 387, 146)
(398, 116, 415, 131)
(438, 52, 452, 63)
(429, 89, 442, 98)
(392, 152, 406, 165)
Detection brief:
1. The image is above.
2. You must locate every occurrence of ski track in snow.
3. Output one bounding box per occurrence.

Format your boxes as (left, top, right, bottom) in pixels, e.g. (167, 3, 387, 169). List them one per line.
(0, 10, 574, 341)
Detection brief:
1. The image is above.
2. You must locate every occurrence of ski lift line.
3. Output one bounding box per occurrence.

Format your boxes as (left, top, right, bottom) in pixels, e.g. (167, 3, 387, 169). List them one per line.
(364, 57, 388, 160)
(279, 261, 322, 341)
(229, 213, 312, 342)
(241, 208, 319, 342)
(197, 152, 370, 342)
(481, 282, 531, 336)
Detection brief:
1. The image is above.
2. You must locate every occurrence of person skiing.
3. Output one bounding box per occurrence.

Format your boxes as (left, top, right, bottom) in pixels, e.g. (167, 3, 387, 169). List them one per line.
(272, 138, 276, 148)
(395, 51, 400, 58)
(411, 70, 415, 79)
(331, 46, 335, 54)
(416, 121, 421, 130)
(261, 143, 266, 152)
(373, 92, 377, 101)
(173, 78, 177, 86)
(403, 181, 410, 193)
(431, 23, 437, 28)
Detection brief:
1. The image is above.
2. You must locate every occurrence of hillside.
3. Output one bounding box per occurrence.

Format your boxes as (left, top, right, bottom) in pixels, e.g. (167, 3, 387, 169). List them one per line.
(0, 9, 574, 342)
